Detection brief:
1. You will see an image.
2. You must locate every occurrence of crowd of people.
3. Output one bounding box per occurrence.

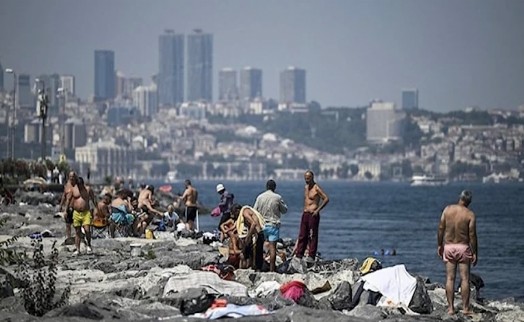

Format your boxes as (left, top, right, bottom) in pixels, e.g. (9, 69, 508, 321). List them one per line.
(56, 168, 479, 316)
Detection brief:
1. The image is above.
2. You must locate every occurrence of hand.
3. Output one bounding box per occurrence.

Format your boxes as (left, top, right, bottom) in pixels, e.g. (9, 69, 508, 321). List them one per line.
(437, 246, 443, 258)
(472, 253, 478, 266)
(312, 210, 319, 216)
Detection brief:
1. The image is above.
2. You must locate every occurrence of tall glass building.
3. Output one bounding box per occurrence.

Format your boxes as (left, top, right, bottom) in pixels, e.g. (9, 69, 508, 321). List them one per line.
(158, 30, 184, 106)
(240, 67, 262, 101)
(402, 88, 419, 110)
(218, 68, 237, 101)
(94, 50, 115, 101)
(279, 66, 306, 104)
(187, 29, 213, 102)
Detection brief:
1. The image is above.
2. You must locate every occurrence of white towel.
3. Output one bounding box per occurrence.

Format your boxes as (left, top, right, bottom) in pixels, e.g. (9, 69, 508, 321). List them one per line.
(361, 264, 417, 307)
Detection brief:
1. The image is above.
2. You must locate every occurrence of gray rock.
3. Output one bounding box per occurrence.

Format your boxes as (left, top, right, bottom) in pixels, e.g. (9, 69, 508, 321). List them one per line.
(345, 304, 387, 320)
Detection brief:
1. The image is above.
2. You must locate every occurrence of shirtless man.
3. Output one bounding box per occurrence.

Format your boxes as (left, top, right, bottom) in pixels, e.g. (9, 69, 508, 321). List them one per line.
(64, 176, 93, 255)
(295, 170, 329, 261)
(438, 190, 478, 316)
(137, 185, 163, 235)
(182, 179, 199, 231)
(59, 171, 77, 239)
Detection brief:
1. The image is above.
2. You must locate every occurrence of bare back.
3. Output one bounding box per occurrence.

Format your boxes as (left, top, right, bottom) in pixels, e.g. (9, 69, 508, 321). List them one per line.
(138, 190, 152, 208)
(441, 204, 475, 245)
(182, 186, 198, 207)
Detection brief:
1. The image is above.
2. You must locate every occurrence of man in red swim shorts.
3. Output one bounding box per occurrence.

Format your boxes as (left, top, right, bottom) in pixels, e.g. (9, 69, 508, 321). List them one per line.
(437, 190, 478, 316)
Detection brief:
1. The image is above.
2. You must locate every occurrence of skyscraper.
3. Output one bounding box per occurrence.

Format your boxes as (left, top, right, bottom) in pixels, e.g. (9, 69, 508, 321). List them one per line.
(187, 29, 213, 102)
(17, 74, 33, 109)
(240, 67, 262, 101)
(94, 50, 115, 101)
(402, 88, 419, 110)
(158, 30, 184, 106)
(133, 84, 158, 117)
(218, 68, 237, 101)
(279, 66, 306, 104)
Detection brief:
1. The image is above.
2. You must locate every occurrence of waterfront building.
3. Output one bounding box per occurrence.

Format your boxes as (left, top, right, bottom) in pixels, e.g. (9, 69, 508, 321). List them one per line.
(218, 68, 237, 101)
(187, 29, 213, 102)
(75, 140, 137, 180)
(158, 30, 184, 106)
(402, 88, 419, 110)
(279, 66, 306, 104)
(94, 50, 115, 101)
(240, 67, 262, 101)
(366, 101, 405, 143)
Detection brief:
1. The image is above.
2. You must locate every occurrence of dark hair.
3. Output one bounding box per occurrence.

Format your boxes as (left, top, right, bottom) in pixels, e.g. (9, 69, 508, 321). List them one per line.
(266, 179, 276, 191)
(185, 179, 191, 185)
(147, 185, 155, 193)
(230, 203, 242, 214)
(78, 177, 84, 185)
(460, 190, 473, 206)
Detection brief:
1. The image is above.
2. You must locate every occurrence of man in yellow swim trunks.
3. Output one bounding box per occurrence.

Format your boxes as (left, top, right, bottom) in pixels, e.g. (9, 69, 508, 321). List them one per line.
(64, 176, 94, 255)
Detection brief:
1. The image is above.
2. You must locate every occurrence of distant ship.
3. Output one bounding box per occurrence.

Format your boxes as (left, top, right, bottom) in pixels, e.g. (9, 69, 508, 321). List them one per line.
(410, 175, 448, 186)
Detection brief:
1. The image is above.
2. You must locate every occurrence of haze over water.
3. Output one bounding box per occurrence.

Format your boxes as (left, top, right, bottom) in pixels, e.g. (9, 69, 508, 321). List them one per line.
(164, 180, 524, 301)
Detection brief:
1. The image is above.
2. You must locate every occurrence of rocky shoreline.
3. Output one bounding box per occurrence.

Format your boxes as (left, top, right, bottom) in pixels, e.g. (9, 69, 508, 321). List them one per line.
(0, 192, 523, 321)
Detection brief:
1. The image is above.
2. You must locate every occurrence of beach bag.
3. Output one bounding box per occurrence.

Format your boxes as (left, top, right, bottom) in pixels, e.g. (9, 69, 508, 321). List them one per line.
(179, 289, 216, 315)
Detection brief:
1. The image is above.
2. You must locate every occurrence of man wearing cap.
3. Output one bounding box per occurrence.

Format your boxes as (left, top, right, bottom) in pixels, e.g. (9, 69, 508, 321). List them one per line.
(254, 179, 287, 272)
(437, 190, 478, 316)
(216, 183, 235, 232)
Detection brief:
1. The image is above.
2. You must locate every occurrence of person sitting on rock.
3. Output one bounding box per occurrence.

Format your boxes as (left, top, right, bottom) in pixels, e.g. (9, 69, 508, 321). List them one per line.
(137, 185, 164, 236)
(92, 193, 112, 238)
(109, 189, 134, 238)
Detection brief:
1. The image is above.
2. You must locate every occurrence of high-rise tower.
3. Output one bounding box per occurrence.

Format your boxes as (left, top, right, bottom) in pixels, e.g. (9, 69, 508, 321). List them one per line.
(187, 29, 213, 102)
(402, 88, 419, 110)
(94, 50, 115, 101)
(279, 66, 306, 104)
(240, 67, 262, 101)
(158, 30, 184, 106)
(218, 68, 237, 101)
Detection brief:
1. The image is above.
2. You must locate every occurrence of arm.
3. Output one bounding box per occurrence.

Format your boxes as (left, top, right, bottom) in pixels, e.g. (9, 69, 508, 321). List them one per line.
(437, 207, 447, 257)
(181, 189, 189, 203)
(63, 190, 73, 213)
(313, 185, 329, 215)
(469, 213, 478, 266)
(220, 219, 235, 234)
(279, 197, 288, 214)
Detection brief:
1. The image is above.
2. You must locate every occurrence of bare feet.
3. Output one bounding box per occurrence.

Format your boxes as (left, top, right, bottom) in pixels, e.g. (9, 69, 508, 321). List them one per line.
(447, 307, 455, 315)
(462, 309, 474, 316)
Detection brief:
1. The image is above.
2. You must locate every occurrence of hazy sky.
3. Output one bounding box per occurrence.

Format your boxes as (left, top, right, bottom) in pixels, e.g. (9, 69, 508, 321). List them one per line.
(1, 0, 523, 111)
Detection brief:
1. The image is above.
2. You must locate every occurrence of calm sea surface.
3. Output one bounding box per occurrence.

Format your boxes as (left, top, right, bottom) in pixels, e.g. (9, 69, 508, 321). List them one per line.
(159, 180, 524, 301)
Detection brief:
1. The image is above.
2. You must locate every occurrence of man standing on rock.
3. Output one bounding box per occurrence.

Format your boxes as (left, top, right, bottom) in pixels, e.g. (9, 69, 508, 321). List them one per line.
(438, 190, 478, 316)
(254, 179, 287, 272)
(182, 179, 199, 231)
(295, 170, 329, 262)
(59, 171, 77, 241)
(64, 176, 93, 255)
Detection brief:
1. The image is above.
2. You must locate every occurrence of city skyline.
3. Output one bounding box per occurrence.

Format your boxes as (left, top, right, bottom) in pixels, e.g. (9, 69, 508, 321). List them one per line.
(1, 0, 523, 111)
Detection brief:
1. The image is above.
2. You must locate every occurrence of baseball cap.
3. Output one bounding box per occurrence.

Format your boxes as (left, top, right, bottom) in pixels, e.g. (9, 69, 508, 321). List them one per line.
(216, 183, 225, 192)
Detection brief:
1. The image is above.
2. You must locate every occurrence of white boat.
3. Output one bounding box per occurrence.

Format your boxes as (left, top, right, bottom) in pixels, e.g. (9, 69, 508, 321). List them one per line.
(410, 175, 448, 186)
(165, 171, 177, 183)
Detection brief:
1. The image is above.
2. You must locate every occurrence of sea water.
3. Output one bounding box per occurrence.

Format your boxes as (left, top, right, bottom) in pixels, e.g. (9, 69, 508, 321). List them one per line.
(161, 180, 524, 301)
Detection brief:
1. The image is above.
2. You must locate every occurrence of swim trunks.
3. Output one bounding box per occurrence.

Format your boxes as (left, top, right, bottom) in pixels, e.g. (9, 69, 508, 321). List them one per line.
(185, 206, 198, 222)
(263, 223, 280, 242)
(443, 243, 473, 263)
(73, 209, 92, 227)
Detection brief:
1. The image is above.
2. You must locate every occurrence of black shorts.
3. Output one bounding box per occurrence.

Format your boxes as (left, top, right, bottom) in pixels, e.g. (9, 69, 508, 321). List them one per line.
(185, 206, 198, 222)
(65, 207, 74, 224)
